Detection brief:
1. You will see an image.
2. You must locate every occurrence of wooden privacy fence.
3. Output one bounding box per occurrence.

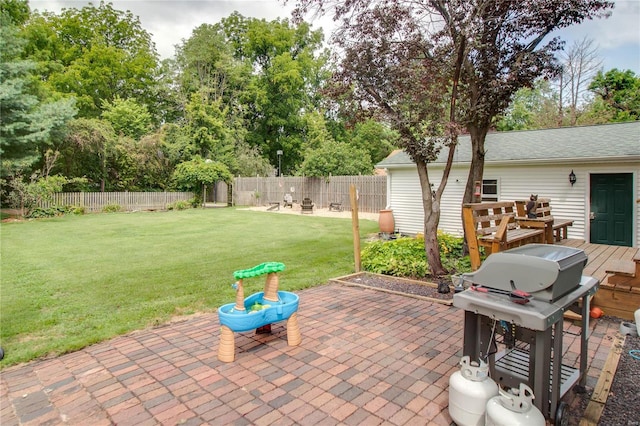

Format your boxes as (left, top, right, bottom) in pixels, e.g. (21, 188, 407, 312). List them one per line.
(40, 176, 387, 213)
(232, 175, 387, 213)
(41, 192, 194, 213)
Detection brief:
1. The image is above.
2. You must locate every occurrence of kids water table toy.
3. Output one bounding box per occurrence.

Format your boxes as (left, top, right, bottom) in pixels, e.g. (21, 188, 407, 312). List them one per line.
(217, 262, 301, 362)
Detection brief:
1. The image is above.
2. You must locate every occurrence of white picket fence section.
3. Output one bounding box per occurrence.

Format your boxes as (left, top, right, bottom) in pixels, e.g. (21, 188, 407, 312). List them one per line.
(39, 176, 388, 214)
(42, 192, 194, 213)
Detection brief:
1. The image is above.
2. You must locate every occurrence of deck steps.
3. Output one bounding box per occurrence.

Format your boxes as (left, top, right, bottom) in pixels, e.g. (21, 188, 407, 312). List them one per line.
(555, 241, 639, 321)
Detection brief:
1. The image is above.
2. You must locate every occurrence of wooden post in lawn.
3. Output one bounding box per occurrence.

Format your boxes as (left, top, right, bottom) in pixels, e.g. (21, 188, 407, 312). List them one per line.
(350, 184, 361, 272)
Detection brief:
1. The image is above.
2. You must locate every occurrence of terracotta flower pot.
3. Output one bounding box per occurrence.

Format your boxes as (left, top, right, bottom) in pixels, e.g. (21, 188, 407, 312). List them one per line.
(379, 209, 395, 233)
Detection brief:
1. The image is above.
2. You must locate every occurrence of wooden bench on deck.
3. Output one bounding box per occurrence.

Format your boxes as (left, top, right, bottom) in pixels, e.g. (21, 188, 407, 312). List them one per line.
(463, 201, 546, 271)
(515, 197, 574, 242)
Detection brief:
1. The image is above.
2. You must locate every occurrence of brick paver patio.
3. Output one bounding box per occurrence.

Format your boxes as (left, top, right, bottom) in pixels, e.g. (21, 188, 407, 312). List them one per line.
(0, 283, 619, 425)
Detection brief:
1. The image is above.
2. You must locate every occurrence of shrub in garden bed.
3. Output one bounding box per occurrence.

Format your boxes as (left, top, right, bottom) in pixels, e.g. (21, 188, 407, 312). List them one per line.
(26, 205, 85, 218)
(361, 231, 471, 280)
(102, 204, 123, 213)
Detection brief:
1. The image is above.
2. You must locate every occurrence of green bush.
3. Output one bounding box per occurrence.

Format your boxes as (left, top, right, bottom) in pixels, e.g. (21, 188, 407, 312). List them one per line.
(70, 205, 86, 215)
(26, 206, 67, 218)
(102, 204, 122, 213)
(361, 232, 471, 278)
(25, 205, 86, 218)
(167, 200, 191, 210)
(361, 236, 429, 277)
(437, 230, 471, 274)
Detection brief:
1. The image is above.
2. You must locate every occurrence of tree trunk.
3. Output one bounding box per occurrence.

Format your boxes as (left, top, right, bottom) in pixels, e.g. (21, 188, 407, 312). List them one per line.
(462, 125, 489, 205)
(416, 159, 447, 276)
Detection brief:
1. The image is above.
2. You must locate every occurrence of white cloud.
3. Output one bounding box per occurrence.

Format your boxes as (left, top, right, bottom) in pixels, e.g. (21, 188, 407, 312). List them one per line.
(554, 0, 640, 49)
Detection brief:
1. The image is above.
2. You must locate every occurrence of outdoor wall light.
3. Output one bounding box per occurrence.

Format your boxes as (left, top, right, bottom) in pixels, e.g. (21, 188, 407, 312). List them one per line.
(569, 170, 577, 186)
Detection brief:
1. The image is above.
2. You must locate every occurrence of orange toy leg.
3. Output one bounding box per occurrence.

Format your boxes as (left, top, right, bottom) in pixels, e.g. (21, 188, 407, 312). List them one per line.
(287, 312, 301, 346)
(218, 325, 235, 362)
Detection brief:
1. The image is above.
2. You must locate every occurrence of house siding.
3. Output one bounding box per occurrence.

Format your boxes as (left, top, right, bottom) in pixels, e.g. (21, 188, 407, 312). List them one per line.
(386, 161, 639, 247)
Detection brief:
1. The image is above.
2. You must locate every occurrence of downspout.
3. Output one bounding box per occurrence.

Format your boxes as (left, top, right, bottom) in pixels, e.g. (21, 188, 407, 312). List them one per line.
(384, 168, 391, 210)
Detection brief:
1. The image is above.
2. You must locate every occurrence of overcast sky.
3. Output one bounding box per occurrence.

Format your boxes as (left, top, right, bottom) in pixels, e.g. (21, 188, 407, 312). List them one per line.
(28, 0, 640, 73)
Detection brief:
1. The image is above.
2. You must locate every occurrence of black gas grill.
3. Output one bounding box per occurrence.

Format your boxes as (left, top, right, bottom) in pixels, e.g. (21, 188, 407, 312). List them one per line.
(453, 244, 599, 424)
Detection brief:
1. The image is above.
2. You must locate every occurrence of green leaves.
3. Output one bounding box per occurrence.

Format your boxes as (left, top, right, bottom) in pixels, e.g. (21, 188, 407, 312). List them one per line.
(171, 156, 233, 194)
(0, 6, 78, 173)
(589, 68, 640, 121)
(362, 237, 430, 278)
(101, 97, 152, 140)
(299, 140, 373, 177)
(25, 2, 159, 118)
(361, 232, 470, 278)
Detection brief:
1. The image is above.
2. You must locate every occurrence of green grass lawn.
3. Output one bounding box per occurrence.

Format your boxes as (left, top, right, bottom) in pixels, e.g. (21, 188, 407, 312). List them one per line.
(0, 208, 378, 367)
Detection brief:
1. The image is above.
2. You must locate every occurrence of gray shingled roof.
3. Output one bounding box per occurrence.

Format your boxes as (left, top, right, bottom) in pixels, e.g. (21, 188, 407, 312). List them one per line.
(376, 121, 640, 167)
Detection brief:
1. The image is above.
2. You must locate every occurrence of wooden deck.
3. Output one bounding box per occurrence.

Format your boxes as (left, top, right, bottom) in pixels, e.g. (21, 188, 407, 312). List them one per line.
(556, 239, 638, 283)
(556, 239, 639, 319)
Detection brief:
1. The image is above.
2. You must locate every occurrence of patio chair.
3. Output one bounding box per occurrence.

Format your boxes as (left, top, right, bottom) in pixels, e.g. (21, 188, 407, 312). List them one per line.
(301, 198, 314, 214)
(284, 193, 293, 208)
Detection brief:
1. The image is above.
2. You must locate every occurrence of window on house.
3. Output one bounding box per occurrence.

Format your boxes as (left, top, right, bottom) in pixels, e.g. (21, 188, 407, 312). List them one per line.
(482, 179, 498, 201)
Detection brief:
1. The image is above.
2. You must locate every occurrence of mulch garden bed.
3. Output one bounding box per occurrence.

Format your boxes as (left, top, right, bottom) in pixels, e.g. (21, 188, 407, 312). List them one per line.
(331, 271, 454, 305)
(332, 271, 640, 425)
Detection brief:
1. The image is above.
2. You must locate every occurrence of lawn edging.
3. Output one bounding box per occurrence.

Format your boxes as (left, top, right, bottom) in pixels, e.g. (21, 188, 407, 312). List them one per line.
(330, 271, 453, 306)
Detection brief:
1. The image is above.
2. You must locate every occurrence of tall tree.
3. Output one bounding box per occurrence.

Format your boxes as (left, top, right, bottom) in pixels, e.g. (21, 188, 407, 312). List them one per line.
(557, 37, 603, 126)
(298, 3, 459, 274)
(588, 68, 640, 121)
(175, 14, 329, 174)
(293, 0, 614, 276)
(54, 118, 116, 191)
(183, 91, 237, 173)
(496, 79, 559, 131)
(225, 14, 330, 172)
(430, 1, 613, 207)
(174, 22, 247, 101)
(23, 1, 160, 119)
(0, 0, 76, 177)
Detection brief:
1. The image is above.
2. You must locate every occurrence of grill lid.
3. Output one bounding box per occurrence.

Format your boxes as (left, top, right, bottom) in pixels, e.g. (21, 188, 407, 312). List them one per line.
(460, 244, 588, 302)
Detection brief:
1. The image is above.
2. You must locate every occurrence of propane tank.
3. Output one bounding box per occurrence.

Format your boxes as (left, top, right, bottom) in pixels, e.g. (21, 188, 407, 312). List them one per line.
(485, 383, 545, 426)
(448, 356, 499, 426)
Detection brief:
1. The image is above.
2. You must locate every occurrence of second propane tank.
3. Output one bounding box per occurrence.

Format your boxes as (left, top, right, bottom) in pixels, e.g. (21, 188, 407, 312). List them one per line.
(485, 383, 545, 426)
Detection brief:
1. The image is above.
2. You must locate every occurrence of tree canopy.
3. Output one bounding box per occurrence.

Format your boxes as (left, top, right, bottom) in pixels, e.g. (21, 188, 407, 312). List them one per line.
(0, 0, 77, 176)
(23, 1, 160, 119)
(2, 0, 634, 219)
(589, 68, 640, 121)
(293, 0, 615, 276)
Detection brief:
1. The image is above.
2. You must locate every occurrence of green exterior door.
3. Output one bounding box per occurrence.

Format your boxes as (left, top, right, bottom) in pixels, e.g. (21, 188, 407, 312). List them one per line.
(589, 173, 633, 246)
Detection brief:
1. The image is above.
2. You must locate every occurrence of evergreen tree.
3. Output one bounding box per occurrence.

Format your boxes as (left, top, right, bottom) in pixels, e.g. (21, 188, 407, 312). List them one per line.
(0, 0, 76, 177)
